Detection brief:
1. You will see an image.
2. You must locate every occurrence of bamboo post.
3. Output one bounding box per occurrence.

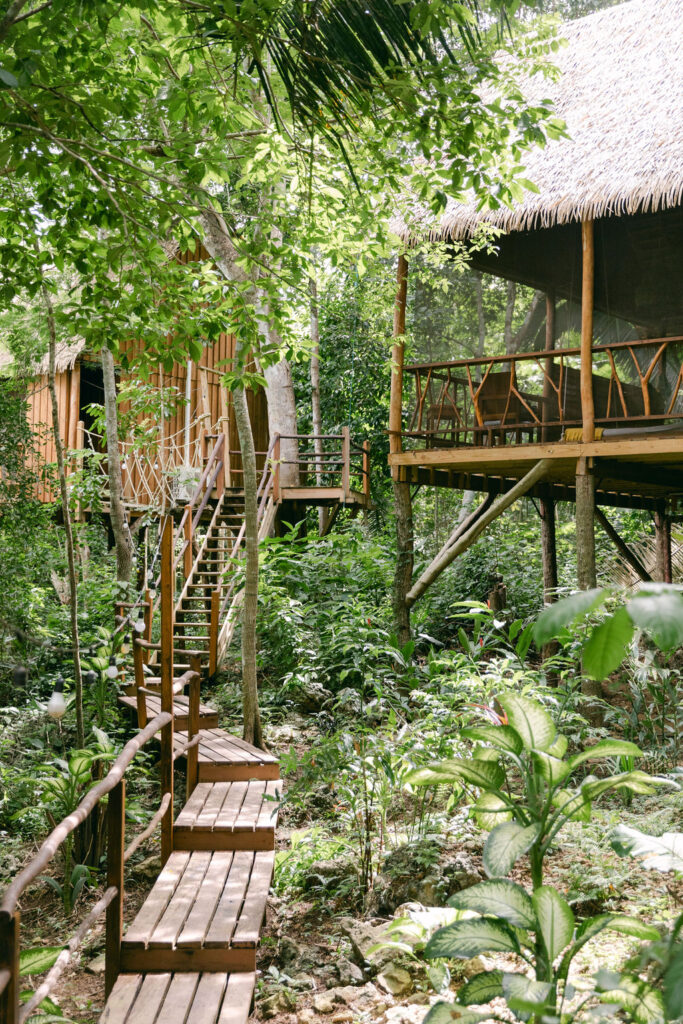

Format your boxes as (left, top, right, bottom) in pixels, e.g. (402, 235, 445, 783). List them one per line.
(67, 362, 80, 455)
(160, 516, 174, 866)
(0, 910, 20, 1024)
(105, 779, 125, 998)
(183, 506, 193, 580)
(209, 590, 220, 677)
(389, 253, 408, 464)
(580, 221, 595, 443)
(363, 440, 371, 504)
(341, 427, 351, 499)
(272, 435, 281, 503)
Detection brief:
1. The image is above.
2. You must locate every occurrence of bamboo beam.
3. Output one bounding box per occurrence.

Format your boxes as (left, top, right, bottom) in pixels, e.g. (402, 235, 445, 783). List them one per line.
(442, 492, 495, 554)
(406, 459, 552, 607)
(594, 506, 652, 583)
(389, 254, 408, 461)
(580, 220, 595, 443)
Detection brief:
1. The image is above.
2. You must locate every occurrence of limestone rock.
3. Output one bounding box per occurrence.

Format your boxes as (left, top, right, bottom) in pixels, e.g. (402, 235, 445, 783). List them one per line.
(313, 994, 336, 1014)
(294, 679, 333, 713)
(303, 859, 355, 894)
(261, 990, 298, 1018)
(336, 957, 364, 986)
(85, 953, 106, 976)
(377, 966, 413, 997)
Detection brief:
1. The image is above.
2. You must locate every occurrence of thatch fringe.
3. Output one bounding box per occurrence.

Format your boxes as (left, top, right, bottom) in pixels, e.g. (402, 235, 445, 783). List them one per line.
(393, 0, 683, 242)
(0, 340, 86, 377)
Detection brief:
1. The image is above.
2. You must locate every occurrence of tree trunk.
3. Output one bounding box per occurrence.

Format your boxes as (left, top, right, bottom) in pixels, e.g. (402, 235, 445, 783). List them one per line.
(654, 509, 672, 583)
(101, 347, 134, 583)
(576, 460, 596, 589)
(309, 276, 325, 533)
(41, 283, 85, 748)
(392, 478, 414, 647)
(232, 379, 264, 749)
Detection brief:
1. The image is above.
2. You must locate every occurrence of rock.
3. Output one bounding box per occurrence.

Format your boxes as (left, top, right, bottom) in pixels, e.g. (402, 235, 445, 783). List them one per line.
(293, 679, 333, 713)
(298, 1010, 316, 1023)
(407, 993, 430, 1005)
(373, 843, 483, 914)
(313, 994, 336, 1014)
(342, 919, 399, 971)
(303, 859, 355, 894)
(290, 974, 316, 991)
(331, 1014, 354, 1023)
(260, 990, 298, 1018)
(331, 983, 381, 1008)
(336, 957, 364, 986)
(85, 953, 106, 976)
(377, 966, 413, 997)
(132, 854, 161, 879)
(460, 956, 486, 980)
(439, 852, 484, 897)
(277, 936, 305, 967)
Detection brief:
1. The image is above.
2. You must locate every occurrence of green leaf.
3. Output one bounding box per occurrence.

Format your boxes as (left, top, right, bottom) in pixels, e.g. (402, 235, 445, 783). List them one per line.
(596, 977, 665, 1024)
(568, 740, 643, 770)
(497, 695, 556, 752)
(457, 970, 504, 1006)
(0, 68, 19, 88)
(502, 974, 553, 1014)
(531, 751, 570, 785)
(533, 588, 608, 645)
(553, 788, 592, 822)
(582, 771, 669, 801)
(460, 725, 523, 755)
(627, 591, 683, 650)
(423, 1003, 488, 1024)
(404, 765, 464, 787)
(473, 792, 512, 831)
(483, 822, 541, 878)
(610, 825, 683, 872)
(532, 886, 575, 960)
(546, 734, 568, 758)
(582, 606, 634, 680)
(20, 947, 63, 976)
(425, 918, 520, 960)
(450, 880, 536, 929)
(415, 758, 505, 791)
(664, 944, 683, 1018)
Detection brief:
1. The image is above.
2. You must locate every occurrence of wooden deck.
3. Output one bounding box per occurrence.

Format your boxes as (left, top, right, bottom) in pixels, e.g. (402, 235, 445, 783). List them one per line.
(99, 727, 280, 1024)
(118, 694, 219, 732)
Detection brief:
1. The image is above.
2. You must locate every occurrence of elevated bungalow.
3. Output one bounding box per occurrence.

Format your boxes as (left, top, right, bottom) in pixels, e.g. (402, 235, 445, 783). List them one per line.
(389, 0, 683, 602)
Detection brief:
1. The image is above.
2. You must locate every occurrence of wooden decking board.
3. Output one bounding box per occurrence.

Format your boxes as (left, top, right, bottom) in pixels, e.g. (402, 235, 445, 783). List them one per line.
(231, 851, 274, 947)
(215, 782, 252, 829)
(176, 852, 233, 949)
(173, 781, 280, 846)
(101, 974, 255, 1024)
(118, 694, 218, 730)
(149, 850, 212, 948)
(124, 851, 191, 948)
(172, 728, 280, 782)
(203, 851, 253, 949)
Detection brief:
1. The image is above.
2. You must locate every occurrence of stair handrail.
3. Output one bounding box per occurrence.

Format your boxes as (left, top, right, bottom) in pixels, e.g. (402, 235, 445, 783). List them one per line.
(174, 491, 226, 613)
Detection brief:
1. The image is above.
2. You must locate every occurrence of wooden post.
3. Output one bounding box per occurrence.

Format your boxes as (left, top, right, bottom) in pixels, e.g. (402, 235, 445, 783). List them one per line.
(143, 589, 153, 664)
(389, 253, 408, 462)
(576, 457, 596, 589)
(542, 292, 555, 442)
(595, 507, 652, 583)
(580, 221, 595, 443)
(187, 663, 201, 799)
(540, 495, 558, 603)
(67, 362, 80, 454)
(0, 910, 20, 1024)
(654, 508, 672, 583)
(341, 427, 351, 499)
(215, 435, 225, 496)
(105, 779, 125, 999)
(272, 435, 281, 503)
(133, 641, 147, 729)
(160, 516, 174, 866)
(219, 385, 231, 487)
(362, 440, 371, 504)
(183, 506, 193, 580)
(209, 589, 220, 678)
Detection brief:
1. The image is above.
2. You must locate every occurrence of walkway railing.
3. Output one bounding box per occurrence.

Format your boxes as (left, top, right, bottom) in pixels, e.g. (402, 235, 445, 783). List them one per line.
(275, 428, 370, 502)
(405, 336, 683, 449)
(0, 668, 200, 1024)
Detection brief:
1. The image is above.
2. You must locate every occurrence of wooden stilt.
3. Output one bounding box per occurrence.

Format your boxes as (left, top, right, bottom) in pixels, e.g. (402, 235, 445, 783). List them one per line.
(540, 496, 558, 604)
(575, 457, 596, 589)
(595, 507, 652, 583)
(407, 459, 552, 607)
(654, 507, 672, 583)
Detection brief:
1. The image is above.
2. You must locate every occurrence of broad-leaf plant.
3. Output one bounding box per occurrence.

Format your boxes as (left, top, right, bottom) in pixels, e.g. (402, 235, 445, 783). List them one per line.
(407, 694, 674, 1024)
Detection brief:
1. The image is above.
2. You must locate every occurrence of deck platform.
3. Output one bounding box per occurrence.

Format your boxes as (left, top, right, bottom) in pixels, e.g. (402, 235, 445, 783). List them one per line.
(101, 971, 256, 1024)
(174, 781, 280, 851)
(120, 849, 274, 973)
(172, 728, 280, 782)
(118, 693, 219, 731)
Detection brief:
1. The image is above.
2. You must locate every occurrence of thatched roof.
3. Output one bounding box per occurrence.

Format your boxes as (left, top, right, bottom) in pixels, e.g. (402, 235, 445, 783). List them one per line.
(395, 0, 683, 241)
(0, 340, 85, 376)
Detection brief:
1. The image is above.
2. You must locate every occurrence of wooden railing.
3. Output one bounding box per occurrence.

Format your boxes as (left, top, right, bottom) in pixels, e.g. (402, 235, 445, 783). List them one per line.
(275, 428, 371, 501)
(0, 675, 200, 1023)
(405, 336, 683, 449)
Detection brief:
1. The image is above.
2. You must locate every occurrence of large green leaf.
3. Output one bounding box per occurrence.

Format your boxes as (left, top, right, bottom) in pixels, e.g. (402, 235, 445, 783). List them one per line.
(582, 606, 634, 680)
(423, 1003, 489, 1024)
(460, 725, 523, 755)
(596, 977, 665, 1024)
(450, 880, 536, 929)
(416, 758, 505, 791)
(483, 822, 541, 878)
(425, 918, 520, 960)
(532, 886, 574, 961)
(403, 765, 465, 787)
(531, 751, 570, 785)
(627, 591, 683, 650)
(473, 792, 512, 831)
(457, 970, 504, 1006)
(568, 740, 642, 770)
(533, 588, 608, 645)
(582, 771, 668, 801)
(497, 695, 556, 752)
(664, 944, 683, 1018)
(502, 974, 553, 1014)
(546, 734, 568, 758)
(611, 825, 683, 872)
(552, 788, 592, 822)
(19, 947, 63, 976)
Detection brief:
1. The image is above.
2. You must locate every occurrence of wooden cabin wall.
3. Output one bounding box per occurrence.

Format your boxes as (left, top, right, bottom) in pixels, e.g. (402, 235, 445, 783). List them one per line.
(25, 365, 80, 503)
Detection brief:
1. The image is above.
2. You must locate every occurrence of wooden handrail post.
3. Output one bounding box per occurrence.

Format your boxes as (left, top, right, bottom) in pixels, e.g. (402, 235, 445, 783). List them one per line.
(272, 435, 281, 502)
(362, 440, 371, 503)
(160, 516, 174, 866)
(133, 641, 147, 729)
(183, 506, 193, 580)
(216, 434, 225, 495)
(105, 779, 125, 999)
(0, 909, 20, 1024)
(187, 666, 201, 799)
(341, 427, 351, 499)
(143, 589, 153, 664)
(209, 589, 220, 678)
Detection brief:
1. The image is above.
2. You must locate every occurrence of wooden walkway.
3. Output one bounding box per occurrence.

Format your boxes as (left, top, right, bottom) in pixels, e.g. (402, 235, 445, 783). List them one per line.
(100, 726, 280, 1024)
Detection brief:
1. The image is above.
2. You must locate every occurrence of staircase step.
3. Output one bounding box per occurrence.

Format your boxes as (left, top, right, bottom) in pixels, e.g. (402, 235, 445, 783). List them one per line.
(120, 849, 274, 972)
(100, 972, 255, 1024)
(174, 781, 280, 851)
(118, 693, 218, 731)
(173, 728, 280, 782)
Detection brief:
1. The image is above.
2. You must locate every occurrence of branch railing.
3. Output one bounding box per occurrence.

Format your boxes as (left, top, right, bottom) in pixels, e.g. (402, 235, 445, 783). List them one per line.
(275, 428, 371, 501)
(0, 664, 201, 1024)
(405, 336, 683, 449)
